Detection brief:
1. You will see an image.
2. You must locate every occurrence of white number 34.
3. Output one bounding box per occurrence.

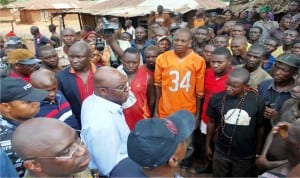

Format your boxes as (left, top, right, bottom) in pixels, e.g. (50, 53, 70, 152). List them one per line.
(169, 70, 191, 92)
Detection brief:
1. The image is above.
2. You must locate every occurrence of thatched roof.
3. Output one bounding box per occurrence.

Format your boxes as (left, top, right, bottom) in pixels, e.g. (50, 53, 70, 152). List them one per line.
(229, 0, 289, 14)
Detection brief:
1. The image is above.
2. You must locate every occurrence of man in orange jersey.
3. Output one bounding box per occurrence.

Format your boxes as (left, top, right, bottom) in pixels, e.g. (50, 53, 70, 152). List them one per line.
(154, 28, 206, 123)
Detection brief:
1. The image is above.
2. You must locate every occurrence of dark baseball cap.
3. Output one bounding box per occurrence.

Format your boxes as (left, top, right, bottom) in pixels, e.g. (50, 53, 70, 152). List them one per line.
(127, 110, 195, 168)
(276, 53, 300, 69)
(0, 78, 49, 103)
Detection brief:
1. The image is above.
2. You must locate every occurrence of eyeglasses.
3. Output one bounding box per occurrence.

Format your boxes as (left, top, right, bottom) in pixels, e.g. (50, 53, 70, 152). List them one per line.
(99, 82, 130, 93)
(25, 134, 84, 160)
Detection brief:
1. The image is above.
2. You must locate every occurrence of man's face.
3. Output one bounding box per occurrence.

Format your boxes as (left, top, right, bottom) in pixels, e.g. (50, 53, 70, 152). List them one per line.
(249, 28, 261, 41)
(210, 54, 231, 76)
(157, 39, 171, 53)
(30, 28, 37, 36)
(145, 50, 158, 70)
(231, 25, 245, 37)
(259, 12, 267, 19)
(224, 11, 233, 21)
(173, 32, 191, 54)
(283, 30, 298, 45)
(273, 62, 296, 83)
(62, 31, 76, 46)
(246, 48, 264, 70)
(214, 37, 228, 47)
(225, 77, 245, 96)
(4, 100, 40, 120)
(35, 79, 58, 104)
(281, 18, 291, 29)
(231, 39, 247, 56)
(223, 21, 235, 34)
(15, 63, 38, 76)
(202, 45, 216, 62)
(68, 49, 90, 72)
(288, 1, 299, 11)
(104, 75, 130, 105)
(291, 77, 300, 99)
(292, 42, 300, 56)
(194, 28, 209, 43)
(264, 39, 277, 53)
(37, 130, 90, 176)
(86, 34, 97, 43)
(135, 28, 146, 41)
(157, 6, 163, 14)
(40, 49, 59, 69)
(125, 20, 131, 28)
(120, 33, 131, 42)
(122, 53, 140, 75)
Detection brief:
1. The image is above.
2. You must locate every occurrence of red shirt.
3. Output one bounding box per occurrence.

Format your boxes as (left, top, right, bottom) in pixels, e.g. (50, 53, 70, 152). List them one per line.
(69, 63, 96, 102)
(140, 65, 154, 79)
(123, 67, 150, 130)
(201, 67, 232, 125)
(9, 71, 30, 82)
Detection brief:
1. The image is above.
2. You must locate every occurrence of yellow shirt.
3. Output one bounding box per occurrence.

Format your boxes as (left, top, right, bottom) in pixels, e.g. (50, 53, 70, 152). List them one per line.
(272, 46, 284, 58)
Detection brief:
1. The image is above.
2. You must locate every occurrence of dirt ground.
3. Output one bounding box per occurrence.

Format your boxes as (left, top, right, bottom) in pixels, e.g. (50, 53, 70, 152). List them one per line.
(0, 18, 81, 52)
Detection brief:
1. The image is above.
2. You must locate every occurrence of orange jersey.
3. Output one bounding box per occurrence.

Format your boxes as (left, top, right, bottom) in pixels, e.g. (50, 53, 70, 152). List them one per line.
(154, 50, 206, 117)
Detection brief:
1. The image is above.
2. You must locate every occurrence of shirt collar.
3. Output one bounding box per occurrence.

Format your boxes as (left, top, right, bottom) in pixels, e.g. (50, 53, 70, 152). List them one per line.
(0, 116, 20, 130)
(93, 94, 122, 114)
(268, 79, 294, 93)
(69, 62, 97, 74)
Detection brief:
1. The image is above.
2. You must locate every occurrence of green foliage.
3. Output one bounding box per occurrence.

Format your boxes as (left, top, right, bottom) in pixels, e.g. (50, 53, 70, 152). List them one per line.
(0, 0, 26, 6)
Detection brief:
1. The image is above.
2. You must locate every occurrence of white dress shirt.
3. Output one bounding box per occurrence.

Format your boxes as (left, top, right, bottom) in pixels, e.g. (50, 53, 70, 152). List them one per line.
(81, 94, 130, 176)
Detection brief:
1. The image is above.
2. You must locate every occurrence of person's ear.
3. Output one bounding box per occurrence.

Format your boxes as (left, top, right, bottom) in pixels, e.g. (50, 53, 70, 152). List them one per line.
(23, 160, 43, 173)
(0, 103, 11, 114)
(168, 155, 178, 168)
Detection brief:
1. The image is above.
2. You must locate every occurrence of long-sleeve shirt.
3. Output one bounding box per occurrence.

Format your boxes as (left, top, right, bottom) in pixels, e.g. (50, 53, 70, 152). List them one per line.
(35, 90, 80, 129)
(81, 94, 130, 176)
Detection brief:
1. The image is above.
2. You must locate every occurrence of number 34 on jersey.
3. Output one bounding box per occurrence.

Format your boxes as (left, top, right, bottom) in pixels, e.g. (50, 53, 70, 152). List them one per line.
(169, 70, 191, 92)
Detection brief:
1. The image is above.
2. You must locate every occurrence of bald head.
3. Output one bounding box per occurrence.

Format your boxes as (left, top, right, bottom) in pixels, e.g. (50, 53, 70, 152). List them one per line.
(62, 28, 75, 36)
(69, 41, 91, 56)
(94, 66, 125, 89)
(174, 28, 192, 40)
(94, 66, 129, 104)
(30, 68, 56, 88)
(232, 36, 247, 44)
(229, 67, 250, 84)
(12, 118, 74, 160)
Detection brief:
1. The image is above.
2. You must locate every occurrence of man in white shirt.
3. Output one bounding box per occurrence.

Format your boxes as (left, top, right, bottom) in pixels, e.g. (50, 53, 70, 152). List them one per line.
(81, 66, 143, 176)
(125, 19, 135, 40)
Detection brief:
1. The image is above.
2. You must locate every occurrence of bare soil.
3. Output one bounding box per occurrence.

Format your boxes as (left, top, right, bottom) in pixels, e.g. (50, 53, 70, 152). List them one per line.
(0, 17, 81, 52)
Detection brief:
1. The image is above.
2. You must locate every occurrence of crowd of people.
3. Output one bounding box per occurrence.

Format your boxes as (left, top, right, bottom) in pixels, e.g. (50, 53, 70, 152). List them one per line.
(0, 1, 300, 177)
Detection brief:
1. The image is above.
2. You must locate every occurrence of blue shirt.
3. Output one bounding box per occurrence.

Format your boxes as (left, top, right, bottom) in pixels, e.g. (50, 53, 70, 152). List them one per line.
(34, 33, 52, 58)
(0, 149, 18, 177)
(263, 55, 275, 72)
(258, 79, 293, 111)
(131, 40, 155, 63)
(81, 94, 130, 176)
(35, 91, 80, 129)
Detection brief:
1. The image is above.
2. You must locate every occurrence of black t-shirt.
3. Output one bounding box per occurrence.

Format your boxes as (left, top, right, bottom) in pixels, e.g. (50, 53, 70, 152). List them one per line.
(207, 91, 264, 159)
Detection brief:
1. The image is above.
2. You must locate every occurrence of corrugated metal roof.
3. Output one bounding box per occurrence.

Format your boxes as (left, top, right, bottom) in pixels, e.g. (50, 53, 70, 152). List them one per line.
(5, 0, 95, 10)
(65, 0, 227, 17)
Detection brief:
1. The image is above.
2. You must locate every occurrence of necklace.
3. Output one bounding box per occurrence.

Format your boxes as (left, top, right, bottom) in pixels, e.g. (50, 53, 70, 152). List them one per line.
(220, 92, 247, 156)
